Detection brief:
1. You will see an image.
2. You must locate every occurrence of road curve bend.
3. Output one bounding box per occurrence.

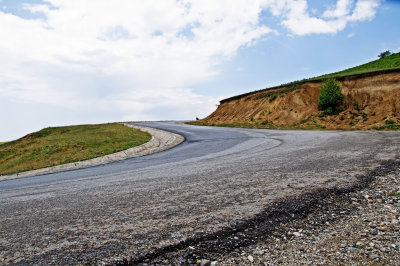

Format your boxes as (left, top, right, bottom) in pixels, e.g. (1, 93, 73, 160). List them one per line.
(0, 122, 399, 264)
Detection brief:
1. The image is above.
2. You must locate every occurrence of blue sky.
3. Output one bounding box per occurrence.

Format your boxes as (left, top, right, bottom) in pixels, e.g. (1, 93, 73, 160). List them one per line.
(0, 0, 399, 140)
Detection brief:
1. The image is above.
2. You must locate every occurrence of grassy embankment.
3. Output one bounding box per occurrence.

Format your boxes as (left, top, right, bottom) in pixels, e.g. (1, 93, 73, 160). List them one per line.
(0, 123, 151, 175)
(309, 52, 400, 80)
(189, 52, 400, 130)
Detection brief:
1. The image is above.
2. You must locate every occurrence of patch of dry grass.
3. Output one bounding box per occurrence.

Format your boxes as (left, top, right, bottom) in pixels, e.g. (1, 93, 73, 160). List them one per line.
(0, 123, 151, 175)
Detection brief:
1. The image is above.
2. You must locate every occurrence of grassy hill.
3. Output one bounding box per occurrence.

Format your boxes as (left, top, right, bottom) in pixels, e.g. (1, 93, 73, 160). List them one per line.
(309, 52, 400, 80)
(0, 123, 151, 175)
(191, 52, 400, 131)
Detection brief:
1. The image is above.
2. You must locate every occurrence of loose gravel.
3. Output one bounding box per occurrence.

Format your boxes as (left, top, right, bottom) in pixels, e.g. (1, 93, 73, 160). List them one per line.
(221, 161, 400, 265)
(138, 160, 400, 265)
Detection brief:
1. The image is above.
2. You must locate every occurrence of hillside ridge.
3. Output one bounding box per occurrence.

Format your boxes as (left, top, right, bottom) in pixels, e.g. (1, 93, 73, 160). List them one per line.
(221, 68, 400, 104)
(221, 52, 400, 104)
(193, 69, 400, 130)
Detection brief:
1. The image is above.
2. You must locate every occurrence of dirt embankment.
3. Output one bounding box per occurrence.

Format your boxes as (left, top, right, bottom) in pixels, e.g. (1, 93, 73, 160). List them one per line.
(199, 70, 400, 130)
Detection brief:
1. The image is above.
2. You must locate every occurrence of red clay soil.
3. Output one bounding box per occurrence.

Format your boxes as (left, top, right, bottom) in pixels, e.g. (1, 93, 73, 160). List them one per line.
(197, 70, 400, 130)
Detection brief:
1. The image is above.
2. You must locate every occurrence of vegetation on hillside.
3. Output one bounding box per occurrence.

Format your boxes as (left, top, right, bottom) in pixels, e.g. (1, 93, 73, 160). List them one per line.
(318, 78, 344, 114)
(0, 123, 151, 175)
(372, 119, 400, 130)
(378, 50, 393, 59)
(311, 52, 400, 80)
(191, 51, 400, 131)
(221, 51, 400, 104)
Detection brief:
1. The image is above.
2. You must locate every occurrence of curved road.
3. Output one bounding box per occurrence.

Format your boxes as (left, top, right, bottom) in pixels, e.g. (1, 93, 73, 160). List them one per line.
(1, 122, 399, 264)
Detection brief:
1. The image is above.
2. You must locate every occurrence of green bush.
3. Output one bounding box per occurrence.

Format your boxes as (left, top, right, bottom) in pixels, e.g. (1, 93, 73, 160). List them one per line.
(378, 50, 392, 59)
(268, 93, 277, 102)
(385, 119, 396, 125)
(324, 107, 333, 115)
(361, 112, 368, 121)
(373, 120, 399, 130)
(318, 78, 345, 111)
(354, 100, 360, 111)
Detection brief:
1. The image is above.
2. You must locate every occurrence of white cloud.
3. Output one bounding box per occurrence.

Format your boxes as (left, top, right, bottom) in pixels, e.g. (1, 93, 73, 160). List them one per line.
(0, 0, 272, 131)
(348, 0, 381, 21)
(347, 32, 355, 38)
(0, 0, 383, 139)
(268, 0, 382, 35)
(279, 0, 349, 35)
(323, 0, 353, 19)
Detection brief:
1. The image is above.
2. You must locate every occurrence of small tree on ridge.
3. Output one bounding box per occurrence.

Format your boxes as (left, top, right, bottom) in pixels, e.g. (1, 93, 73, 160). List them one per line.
(378, 50, 392, 59)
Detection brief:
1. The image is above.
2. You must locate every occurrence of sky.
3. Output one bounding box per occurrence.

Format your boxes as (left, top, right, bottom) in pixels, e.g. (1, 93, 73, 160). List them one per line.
(1, 0, 399, 141)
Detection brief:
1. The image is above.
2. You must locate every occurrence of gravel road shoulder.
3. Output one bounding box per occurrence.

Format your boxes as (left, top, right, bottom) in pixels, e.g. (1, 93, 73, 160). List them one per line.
(220, 160, 400, 265)
(129, 159, 400, 265)
(0, 123, 184, 182)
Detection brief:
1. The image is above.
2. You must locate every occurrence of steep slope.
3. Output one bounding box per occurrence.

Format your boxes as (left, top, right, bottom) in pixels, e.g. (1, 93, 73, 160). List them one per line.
(194, 70, 400, 130)
(311, 52, 400, 80)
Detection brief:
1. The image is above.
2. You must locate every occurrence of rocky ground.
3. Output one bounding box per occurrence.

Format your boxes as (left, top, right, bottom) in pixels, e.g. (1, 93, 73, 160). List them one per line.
(128, 160, 400, 265)
(221, 165, 400, 265)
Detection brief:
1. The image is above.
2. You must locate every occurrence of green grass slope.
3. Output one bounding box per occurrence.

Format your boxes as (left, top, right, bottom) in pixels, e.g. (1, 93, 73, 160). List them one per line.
(0, 123, 151, 175)
(310, 52, 400, 80)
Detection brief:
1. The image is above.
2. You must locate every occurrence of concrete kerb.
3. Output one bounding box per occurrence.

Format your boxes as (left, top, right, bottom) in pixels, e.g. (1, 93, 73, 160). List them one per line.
(0, 123, 185, 182)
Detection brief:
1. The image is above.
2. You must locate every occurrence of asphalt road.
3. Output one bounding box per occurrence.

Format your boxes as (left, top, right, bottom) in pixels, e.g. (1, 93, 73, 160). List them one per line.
(1, 122, 399, 264)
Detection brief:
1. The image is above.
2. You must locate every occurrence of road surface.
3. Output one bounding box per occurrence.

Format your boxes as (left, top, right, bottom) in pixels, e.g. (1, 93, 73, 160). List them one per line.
(1, 122, 399, 264)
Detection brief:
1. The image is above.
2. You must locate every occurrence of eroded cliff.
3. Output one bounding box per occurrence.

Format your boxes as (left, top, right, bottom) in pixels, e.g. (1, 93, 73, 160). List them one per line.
(197, 70, 400, 130)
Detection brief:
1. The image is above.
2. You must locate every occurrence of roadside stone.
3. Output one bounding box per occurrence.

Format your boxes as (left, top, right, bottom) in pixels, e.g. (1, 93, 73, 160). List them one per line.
(199, 259, 211, 266)
(253, 249, 264, 255)
(347, 247, 360, 252)
(370, 253, 379, 259)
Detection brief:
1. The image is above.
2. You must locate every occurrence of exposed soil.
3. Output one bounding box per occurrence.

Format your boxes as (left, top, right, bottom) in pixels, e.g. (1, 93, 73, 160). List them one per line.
(198, 70, 400, 130)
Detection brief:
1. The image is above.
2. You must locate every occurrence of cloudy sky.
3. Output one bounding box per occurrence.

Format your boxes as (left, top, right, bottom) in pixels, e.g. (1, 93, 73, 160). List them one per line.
(1, 0, 399, 140)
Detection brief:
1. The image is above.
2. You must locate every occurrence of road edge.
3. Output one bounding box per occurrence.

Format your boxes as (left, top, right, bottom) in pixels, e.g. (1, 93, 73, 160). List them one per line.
(0, 123, 185, 182)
